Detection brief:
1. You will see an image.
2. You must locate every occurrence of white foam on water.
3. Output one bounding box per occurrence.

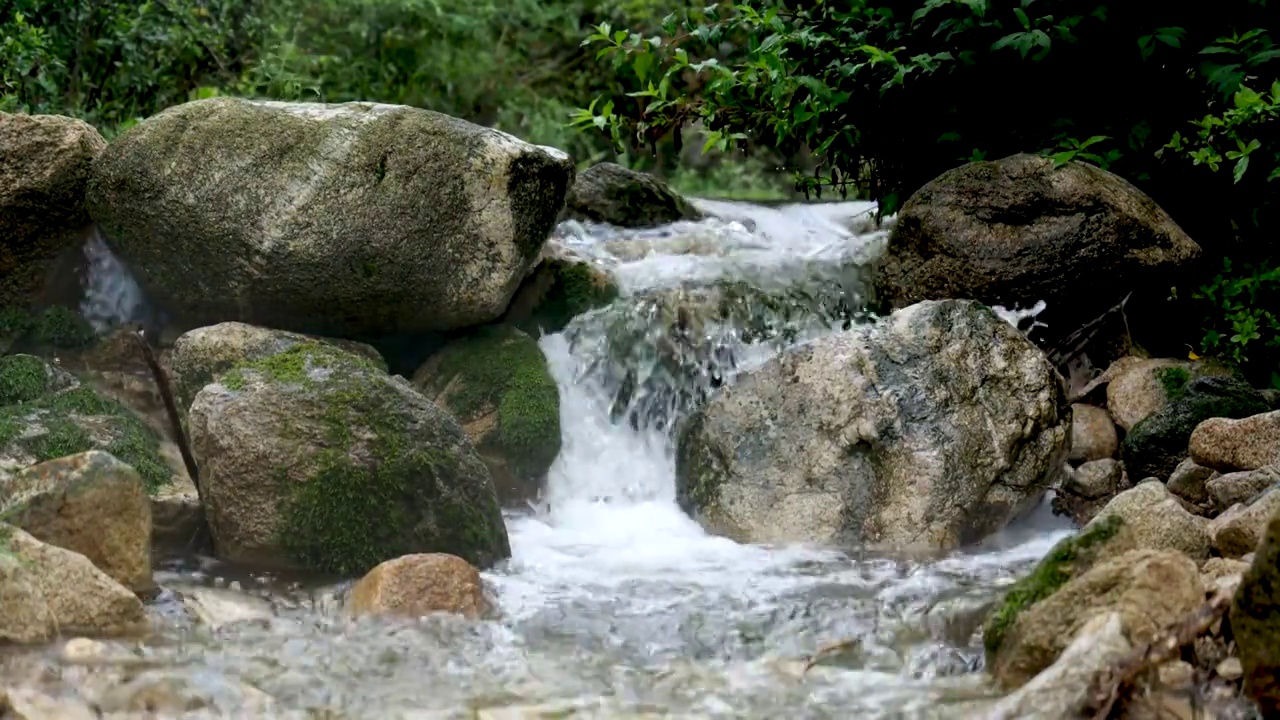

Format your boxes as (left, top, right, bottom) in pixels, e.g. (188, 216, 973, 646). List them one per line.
(79, 227, 149, 332)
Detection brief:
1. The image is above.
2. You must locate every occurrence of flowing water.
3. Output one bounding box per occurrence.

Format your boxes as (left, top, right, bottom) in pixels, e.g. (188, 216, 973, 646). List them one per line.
(9, 199, 1076, 718)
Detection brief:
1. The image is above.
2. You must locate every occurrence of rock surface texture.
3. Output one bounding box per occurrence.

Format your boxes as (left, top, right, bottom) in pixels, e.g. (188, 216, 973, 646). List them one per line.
(188, 340, 510, 574)
(871, 154, 1201, 350)
(0, 112, 105, 309)
(1233, 505, 1280, 716)
(348, 553, 489, 619)
(676, 299, 1071, 550)
(561, 162, 702, 228)
(87, 98, 575, 337)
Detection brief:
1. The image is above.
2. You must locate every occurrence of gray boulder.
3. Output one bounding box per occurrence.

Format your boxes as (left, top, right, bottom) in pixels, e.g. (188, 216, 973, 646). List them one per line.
(87, 98, 575, 337)
(872, 154, 1201, 352)
(676, 299, 1071, 550)
(562, 162, 702, 228)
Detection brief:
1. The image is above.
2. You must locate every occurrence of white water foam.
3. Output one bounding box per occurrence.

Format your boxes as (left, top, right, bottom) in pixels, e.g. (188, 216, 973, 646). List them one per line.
(79, 227, 150, 332)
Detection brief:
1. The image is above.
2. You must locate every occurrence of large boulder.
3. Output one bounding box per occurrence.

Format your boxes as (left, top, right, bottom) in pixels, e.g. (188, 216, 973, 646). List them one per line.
(188, 340, 511, 574)
(676, 299, 1071, 550)
(0, 451, 152, 594)
(1233, 504, 1280, 716)
(0, 355, 173, 494)
(412, 325, 560, 507)
(562, 162, 702, 228)
(1121, 374, 1271, 481)
(87, 98, 575, 338)
(0, 524, 146, 643)
(0, 112, 106, 310)
(872, 154, 1201, 350)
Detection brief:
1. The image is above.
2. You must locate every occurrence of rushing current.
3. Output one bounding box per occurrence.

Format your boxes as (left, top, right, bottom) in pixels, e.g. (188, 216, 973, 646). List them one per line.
(9, 199, 1076, 718)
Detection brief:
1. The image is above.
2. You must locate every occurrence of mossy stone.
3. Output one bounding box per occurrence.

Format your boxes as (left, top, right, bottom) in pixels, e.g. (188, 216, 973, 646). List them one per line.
(413, 325, 560, 506)
(190, 341, 510, 574)
(0, 358, 171, 495)
(506, 255, 620, 336)
(982, 513, 1123, 661)
(1121, 374, 1271, 480)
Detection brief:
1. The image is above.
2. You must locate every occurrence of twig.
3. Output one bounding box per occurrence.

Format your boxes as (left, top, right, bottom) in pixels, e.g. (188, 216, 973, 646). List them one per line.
(1048, 292, 1133, 369)
(1083, 587, 1234, 719)
(803, 637, 862, 672)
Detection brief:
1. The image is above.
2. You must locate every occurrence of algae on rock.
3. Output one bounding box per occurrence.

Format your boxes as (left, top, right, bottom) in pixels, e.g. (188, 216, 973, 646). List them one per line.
(189, 341, 510, 575)
(412, 325, 560, 506)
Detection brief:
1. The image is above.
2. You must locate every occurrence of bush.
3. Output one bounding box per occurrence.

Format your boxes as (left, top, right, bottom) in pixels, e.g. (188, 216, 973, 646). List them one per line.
(575, 1, 1279, 383)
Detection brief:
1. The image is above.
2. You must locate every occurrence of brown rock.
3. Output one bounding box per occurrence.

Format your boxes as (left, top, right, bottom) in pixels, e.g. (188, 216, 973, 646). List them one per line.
(1106, 358, 1190, 431)
(1201, 556, 1250, 586)
(0, 112, 106, 309)
(1167, 457, 1217, 506)
(992, 549, 1203, 689)
(0, 451, 153, 593)
(1209, 488, 1280, 558)
(1069, 404, 1118, 463)
(1190, 410, 1280, 472)
(348, 553, 489, 620)
(1065, 459, 1123, 500)
(0, 524, 146, 643)
(1207, 465, 1280, 510)
(1089, 480, 1211, 561)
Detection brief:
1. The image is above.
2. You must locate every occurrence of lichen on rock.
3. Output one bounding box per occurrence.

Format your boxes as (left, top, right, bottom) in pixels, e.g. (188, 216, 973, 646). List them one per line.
(413, 325, 560, 506)
(189, 340, 510, 575)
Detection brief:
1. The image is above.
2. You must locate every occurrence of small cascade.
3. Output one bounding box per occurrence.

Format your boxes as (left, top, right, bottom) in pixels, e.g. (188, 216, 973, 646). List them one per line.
(78, 226, 155, 333)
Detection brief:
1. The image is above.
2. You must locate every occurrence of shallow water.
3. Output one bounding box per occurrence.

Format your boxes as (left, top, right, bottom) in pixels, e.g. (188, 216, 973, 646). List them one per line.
(10, 199, 1078, 718)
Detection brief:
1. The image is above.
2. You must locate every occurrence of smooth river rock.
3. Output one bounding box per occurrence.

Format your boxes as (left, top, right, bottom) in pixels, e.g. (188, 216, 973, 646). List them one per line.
(87, 97, 574, 337)
(676, 299, 1071, 550)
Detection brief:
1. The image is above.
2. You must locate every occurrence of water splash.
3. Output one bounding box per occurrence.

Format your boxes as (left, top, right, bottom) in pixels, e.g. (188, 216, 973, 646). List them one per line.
(78, 227, 151, 332)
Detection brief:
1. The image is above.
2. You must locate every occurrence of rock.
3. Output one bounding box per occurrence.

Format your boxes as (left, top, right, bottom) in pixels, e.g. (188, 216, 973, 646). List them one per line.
(348, 553, 488, 619)
(1120, 374, 1270, 482)
(1167, 457, 1217, 505)
(0, 356, 173, 494)
(177, 586, 274, 630)
(1207, 464, 1280, 509)
(561, 162, 702, 228)
(0, 112, 106, 310)
(986, 612, 1131, 720)
(677, 299, 1070, 550)
(188, 340, 510, 574)
(1233, 505, 1280, 715)
(167, 321, 387, 417)
(412, 325, 560, 507)
(0, 687, 97, 720)
(0, 451, 152, 593)
(87, 97, 574, 337)
(94, 668, 277, 716)
(1190, 410, 1280, 472)
(1201, 556, 1250, 588)
(1217, 657, 1244, 681)
(0, 524, 146, 643)
(1089, 480, 1211, 561)
(1209, 488, 1280, 558)
(1052, 458, 1124, 524)
(988, 549, 1202, 689)
(1068, 404, 1117, 463)
(503, 242, 619, 335)
(870, 154, 1201, 353)
(149, 461, 204, 550)
(1106, 358, 1194, 432)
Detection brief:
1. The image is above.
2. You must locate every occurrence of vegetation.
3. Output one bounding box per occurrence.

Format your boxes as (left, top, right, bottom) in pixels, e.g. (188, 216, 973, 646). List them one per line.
(577, 1, 1280, 384)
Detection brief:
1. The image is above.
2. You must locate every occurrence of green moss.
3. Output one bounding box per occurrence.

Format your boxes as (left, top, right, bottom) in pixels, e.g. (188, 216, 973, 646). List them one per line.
(1157, 366, 1191, 401)
(0, 385, 172, 494)
(0, 355, 51, 405)
(0, 307, 34, 343)
(982, 513, 1123, 658)
(221, 342, 375, 393)
(534, 261, 620, 334)
(32, 306, 96, 349)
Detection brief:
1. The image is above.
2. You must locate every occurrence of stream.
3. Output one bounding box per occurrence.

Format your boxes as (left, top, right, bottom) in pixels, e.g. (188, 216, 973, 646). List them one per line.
(8, 199, 1077, 718)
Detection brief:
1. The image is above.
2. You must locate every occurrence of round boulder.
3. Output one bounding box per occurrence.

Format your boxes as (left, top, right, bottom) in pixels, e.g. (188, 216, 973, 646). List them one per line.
(562, 162, 702, 229)
(676, 299, 1071, 550)
(87, 98, 574, 338)
(348, 553, 488, 619)
(188, 341, 510, 574)
(872, 153, 1201, 350)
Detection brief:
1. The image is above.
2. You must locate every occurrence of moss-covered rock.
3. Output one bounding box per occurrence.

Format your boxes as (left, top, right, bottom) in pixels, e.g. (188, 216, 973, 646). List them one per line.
(87, 97, 574, 337)
(503, 244, 619, 336)
(1121, 374, 1271, 481)
(0, 356, 172, 495)
(0, 305, 97, 356)
(0, 353, 76, 405)
(562, 162, 702, 229)
(189, 341, 510, 575)
(412, 325, 559, 507)
(167, 321, 387, 417)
